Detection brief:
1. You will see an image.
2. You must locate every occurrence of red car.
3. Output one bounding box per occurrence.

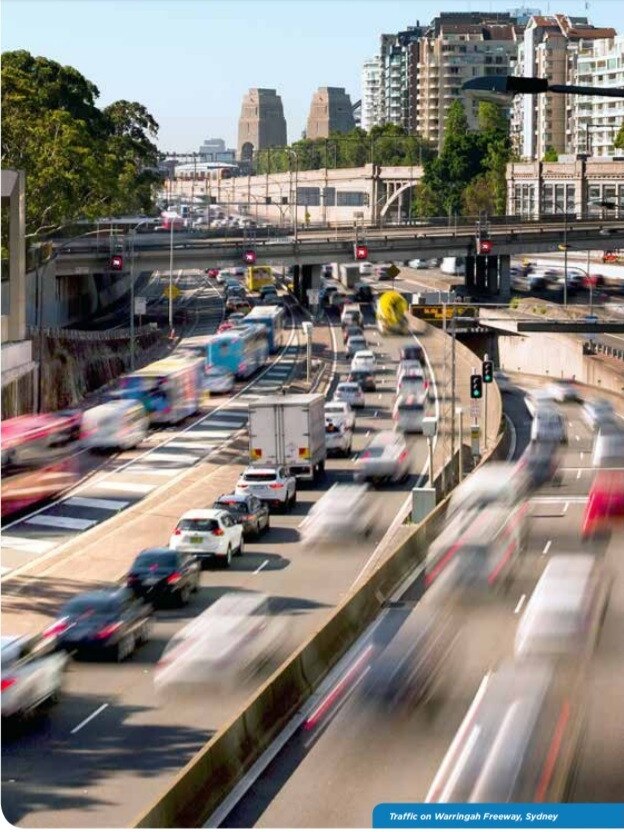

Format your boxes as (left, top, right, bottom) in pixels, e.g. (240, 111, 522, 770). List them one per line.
(206, 268, 220, 279)
(217, 321, 235, 333)
(582, 470, 624, 539)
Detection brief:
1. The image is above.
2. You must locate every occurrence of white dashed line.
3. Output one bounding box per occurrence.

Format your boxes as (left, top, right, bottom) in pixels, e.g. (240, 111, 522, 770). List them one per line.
(514, 594, 527, 615)
(24, 515, 97, 531)
(575, 435, 580, 442)
(563, 502, 569, 514)
(64, 497, 129, 512)
(543, 539, 552, 555)
(70, 703, 109, 735)
(577, 469, 582, 479)
(254, 559, 269, 574)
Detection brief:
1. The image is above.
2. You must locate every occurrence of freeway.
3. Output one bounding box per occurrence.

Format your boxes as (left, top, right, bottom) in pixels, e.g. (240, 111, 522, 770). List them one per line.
(215, 377, 624, 828)
(1, 280, 450, 826)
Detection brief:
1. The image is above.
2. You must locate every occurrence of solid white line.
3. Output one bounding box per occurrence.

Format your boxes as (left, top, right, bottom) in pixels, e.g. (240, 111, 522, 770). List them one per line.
(254, 559, 269, 574)
(543, 539, 552, 555)
(70, 703, 109, 735)
(146, 452, 199, 464)
(504, 414, 517, 461)
(64, 497, 129, 512)
(24, 515, 97, 531)
(514, 594, 527, 615)
(563, 501, 569, 514)
(577, 469, 582, 479)
(98, 481, 155, 494)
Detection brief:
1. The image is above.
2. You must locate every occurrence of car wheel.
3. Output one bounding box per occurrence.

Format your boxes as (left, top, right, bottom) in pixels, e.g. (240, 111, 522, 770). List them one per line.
(224, 545, 232, 568)
(290, 490, 297, 509)
(264, 514, 271, 533)
(137, 618, 152, 644)
(178, 585, 191, 607)
(254, 521, 261, 538)
(236, 536, 244, 556)
(116, 634, 134, 662)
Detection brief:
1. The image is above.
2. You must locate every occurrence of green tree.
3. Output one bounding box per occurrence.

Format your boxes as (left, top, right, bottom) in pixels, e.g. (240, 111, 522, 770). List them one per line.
(462, 174, 497, 215)
(613, 122, 624, 150)
(542, 146, 559, 162)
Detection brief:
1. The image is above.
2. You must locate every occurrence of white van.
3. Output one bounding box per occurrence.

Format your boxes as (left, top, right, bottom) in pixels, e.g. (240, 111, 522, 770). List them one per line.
(81, 400, 148, 451)
(441, 257, 465, 276)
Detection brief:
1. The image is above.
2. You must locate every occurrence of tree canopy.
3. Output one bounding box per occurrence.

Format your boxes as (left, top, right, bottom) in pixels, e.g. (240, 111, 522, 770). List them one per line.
(614, 122, 624, 151)
(1, 50, 162, 236)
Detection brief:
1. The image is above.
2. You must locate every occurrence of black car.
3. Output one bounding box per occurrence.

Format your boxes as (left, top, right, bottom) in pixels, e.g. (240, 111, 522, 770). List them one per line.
(212, 493, 270, 537)
(54, 588, 152, 661)
(126, 548, 200, 606)
(348, 370, 376, 392)
(343, 324, 364, 345)
(400, 344, 424, 363)
(353, 283, 373, 303)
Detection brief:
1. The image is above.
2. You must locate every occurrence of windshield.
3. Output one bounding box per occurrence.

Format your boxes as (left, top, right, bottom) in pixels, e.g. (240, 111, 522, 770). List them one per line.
(134, 552, 178, 568)
(243, 472, 277, 482)
(64, 596, 118, 615)
(214, 500, 246, 513)
(178, 518, 219, 531)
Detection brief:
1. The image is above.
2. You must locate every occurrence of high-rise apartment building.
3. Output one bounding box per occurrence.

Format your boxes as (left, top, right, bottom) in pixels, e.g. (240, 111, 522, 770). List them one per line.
(237, 88, 287, 160)
(198, 138, 236, 163)
(306, 87, 356, 139)
(361, 56, 382, 131)
(569, 34, 624, 157)
(511, 15, 616, 160)
(378, 26, 425, 130)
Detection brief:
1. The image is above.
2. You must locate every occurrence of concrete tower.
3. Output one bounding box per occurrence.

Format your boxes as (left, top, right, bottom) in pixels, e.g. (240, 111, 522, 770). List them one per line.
(306, 87, 356, 140)
(237, 88, 287, 161)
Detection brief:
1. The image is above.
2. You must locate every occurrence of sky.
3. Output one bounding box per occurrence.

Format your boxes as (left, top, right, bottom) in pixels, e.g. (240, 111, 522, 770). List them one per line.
(2, 0, 622, 151)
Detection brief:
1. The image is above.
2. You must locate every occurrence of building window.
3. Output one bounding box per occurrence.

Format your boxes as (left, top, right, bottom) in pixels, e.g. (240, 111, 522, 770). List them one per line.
(296, 187, 320, 207)
(336, 191, 367, 207)
(323, 187, 336, 206)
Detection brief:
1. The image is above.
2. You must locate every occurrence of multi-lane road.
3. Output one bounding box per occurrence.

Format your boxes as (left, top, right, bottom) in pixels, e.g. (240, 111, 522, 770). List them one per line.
(2, 272, 446, 827)
(214, 379, 624, 828)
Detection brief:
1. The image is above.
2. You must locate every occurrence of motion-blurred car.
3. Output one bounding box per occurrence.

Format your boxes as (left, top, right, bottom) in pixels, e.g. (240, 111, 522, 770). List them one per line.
(206, 268, 220, 279)
(351, 350, 377, 373)
(493, 370, 512, 392)
(353, 283, 373, 303)
(582, 470, 624, 539)
(548, 379, 581, 402)
(582, 398, 615, 431)
(226, 312, 246, 325)
(154, 592, 286, 694)
(530, 405, 568, 444)
(515, 555, 609, 659)
(399, 344, 425, 364)
(325, 418, 352, 457)
(347, 369, 376, 392)
(126, 548, 200, 606)
(393, 395, 426, 433)
(51, 588, 152, 661)
(343, 324, 364, 345)
(591, 426, 624, 468)
(397, 359, 424, 383)
(407, 258, 429, 269)
(236, 466, 297, 511)
(358, 262, 373, 276)
(324, 400, 356, 431)
(333, 381, 365, 409)
(299, 484, 374, 545)
(345, 334, 367, 359)
(446, 462, 529, 520)
(212, 493, 270, 538)
(225, 297, 251, 315)
(354, 430, 410, 485)
(203, 365, 235, 394)
(1, 635, 66, 719)
(397, 369, 427, 401)
(524, 388, 555, 416)
(169, 508, 244, 566)
(516, 441, 561, 490)
(81, 400, 148, 451)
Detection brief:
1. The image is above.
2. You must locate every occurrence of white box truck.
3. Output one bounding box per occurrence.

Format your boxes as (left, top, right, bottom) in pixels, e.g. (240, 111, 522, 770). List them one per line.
(248, 393, 327, 480)
(339, 263, 361, 290)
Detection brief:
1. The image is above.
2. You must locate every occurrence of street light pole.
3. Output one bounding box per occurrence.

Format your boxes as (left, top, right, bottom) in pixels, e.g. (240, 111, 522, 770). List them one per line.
(168, 218, 174, 332)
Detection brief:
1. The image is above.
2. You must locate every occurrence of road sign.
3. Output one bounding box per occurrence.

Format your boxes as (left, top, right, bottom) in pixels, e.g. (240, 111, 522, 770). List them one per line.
(470, 425, 480, 457)
(307, 289, 320, 305)
(134, 296, 147, 316)
(385, 263, 400, 279)
(410, 304, 477, 322)
(162, 284, 181, 300)
(110, 255, 124, 271)
(243, 249, 256, 264)
(354, 244, 369, 260)
(477, 239, 493, 255)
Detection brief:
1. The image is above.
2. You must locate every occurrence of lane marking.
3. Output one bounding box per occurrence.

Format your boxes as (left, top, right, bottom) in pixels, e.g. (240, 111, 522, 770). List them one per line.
(514, 594, 527, 615)
(145, 452, 199, 464)
(504, 414, 517, 461)
(575, 435, 580, 442)
(577, 469, 582, 479)
(24, 515, 97, 531)
(164, 440, 219, 450)
(97, 481, 155, 494)
(1, 536, 55, 554)
(64, 497, 129, 512)
(254, 559, 269, 574)
(580, 452, 584, 460)
(543, 539, 552, 555)
(70, 703, 109, 735)
(126, 466, 186, 478)
(563, 501, 569, 514)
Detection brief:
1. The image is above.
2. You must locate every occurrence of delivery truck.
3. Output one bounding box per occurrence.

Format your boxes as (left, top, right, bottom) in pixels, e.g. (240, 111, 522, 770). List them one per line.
(339, 263, 361, 290)
(248, 393, 327, 481)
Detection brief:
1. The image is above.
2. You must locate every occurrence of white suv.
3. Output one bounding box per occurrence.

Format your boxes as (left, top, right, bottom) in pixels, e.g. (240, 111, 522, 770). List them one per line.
(324, 401, 356, 431)
(1, 635, 66, 719)
(236, 466, 297, 511)
(169, 509, 243, 568)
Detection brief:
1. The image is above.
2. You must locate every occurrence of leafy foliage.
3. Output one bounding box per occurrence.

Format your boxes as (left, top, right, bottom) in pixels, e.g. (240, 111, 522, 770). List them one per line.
(1, 50, 162, 235)
(613, 122, 624, 151)
(542, 146, 559, 162)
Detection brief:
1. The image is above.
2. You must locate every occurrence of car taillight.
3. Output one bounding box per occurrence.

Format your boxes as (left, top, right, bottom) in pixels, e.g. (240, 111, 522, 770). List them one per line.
(42, 618, 69, 639)
(360, 451, 371, 460)
(166, 571, 182, 584)
(96, 623, 121, 640)
(127, 574, 139, 583)
(424, 380, 429, 389)
(173, 528, 182, 536)
(1, 677, 16, 692)
(212, 528, 224, 536)
(399, 451, 408, 461)
(269, 483, 284, 489)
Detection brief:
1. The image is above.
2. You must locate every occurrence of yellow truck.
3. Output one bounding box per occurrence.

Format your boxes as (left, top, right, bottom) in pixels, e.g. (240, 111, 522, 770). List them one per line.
(376, 290, 409, 335)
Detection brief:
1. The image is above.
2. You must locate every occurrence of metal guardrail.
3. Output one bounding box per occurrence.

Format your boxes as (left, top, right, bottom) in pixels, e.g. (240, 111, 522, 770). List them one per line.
(27, 323, 160, 342)
(584, 339, 624, 361)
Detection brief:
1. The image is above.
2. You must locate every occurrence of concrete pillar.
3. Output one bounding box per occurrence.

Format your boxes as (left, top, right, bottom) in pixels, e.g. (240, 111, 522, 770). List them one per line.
(301, 264, 313, 306)
(486, 256, 498, 294)
(465, 255, 476, 292)
(498, 254, 511, 301)
(7, 170, 26, 342)
(292, 264, 300, 300)
(475, 255, 487, 293)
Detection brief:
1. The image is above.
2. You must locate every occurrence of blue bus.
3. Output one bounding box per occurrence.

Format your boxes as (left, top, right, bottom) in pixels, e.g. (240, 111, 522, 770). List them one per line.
(206, 325, 268, 379)
(243, 305, 285, 354)
(114, 355, 204, 425)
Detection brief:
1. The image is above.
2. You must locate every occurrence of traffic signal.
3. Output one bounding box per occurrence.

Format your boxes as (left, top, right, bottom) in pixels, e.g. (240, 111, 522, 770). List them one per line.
(110, 254, 124, 271)
(243, 249, 256, 265)
(470, 374, 483, 399)
(354, 244, 369, 261)
(478, 239, 493, 255)
(482, 360, 494, 383)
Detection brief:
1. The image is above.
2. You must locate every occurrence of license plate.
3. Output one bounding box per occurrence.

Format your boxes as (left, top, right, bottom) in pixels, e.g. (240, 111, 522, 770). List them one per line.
(190, 535, 203, 544)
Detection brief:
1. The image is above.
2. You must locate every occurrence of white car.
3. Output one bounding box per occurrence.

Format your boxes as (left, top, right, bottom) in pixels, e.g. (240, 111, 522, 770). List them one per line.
(203, 365, 235, 394)
(397, 359, 423, 383)
(351, 350, 376, 373)
(325, 418, 353, 457)
(393, 395, 426, 433)
(334, 381, 365, 409)
(530, 405, 568, 444)
(359, 262, 373, 276)
(1, 635, 66, 719)
(408, 259, 429, 269)
(582, 399, 615, 432)
(169, 509, 243, 567)
(345, 335, 367, 359)
(548, 380, 581, 403)
(81, 400, 148, 451)
(324, 401, 356, 431)
(236, 465, 297, 511)
(397, 370, 427, 402)
(493, 370, 512, 392)
(524, 388, 555, 417)
(299, 484, 375, 546)
(354, 430, 411, 485)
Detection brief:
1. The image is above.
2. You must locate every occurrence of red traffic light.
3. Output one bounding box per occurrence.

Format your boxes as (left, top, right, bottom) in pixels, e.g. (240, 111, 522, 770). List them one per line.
(478, 239, 493, 255)
(110, 255, 124, 271)
(243, 250, 256, 265)
(354, 244, 369, 261)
